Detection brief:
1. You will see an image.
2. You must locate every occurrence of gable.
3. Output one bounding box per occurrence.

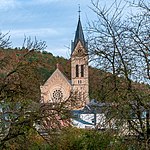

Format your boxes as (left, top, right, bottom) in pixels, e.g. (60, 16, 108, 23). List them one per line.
(72, 41, 87, 57)
(43, 68, 71, 87)
(41, 68, 72, 103)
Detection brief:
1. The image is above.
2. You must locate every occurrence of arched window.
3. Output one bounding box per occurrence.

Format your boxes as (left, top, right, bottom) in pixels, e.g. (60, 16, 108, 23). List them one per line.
(76, 65, 79, 77)
(81, 65, 84, 77)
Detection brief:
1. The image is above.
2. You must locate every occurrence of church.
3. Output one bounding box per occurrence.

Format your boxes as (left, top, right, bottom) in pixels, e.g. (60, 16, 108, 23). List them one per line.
(40, 16, 89, 108)
(40, 16, 109, 130)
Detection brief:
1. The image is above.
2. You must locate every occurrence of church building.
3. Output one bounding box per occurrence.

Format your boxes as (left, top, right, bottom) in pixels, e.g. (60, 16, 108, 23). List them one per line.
(40, 16, 89, 108)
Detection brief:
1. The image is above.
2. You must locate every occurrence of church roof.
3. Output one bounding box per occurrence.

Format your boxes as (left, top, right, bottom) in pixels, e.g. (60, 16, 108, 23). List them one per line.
(43, 67, 71, 87)
(71, 17, 87, 53)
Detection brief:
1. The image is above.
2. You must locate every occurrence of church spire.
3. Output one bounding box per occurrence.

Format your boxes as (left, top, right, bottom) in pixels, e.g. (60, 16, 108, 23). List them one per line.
(71, 7, 87, 53)
(78, 4, 81, 19)
(71, 7, 89, 105)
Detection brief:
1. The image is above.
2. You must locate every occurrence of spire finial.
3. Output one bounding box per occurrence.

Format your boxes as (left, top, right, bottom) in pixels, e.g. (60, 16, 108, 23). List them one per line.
(78, 4, 81, 19)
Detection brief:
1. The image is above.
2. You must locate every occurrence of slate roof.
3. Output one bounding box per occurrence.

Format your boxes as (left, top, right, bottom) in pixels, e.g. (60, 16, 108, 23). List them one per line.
(71, 17, 88, 53)
(72, 100, 110, 115)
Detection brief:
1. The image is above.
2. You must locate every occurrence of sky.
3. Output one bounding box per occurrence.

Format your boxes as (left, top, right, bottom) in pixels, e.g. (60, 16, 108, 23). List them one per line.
(0, 0, 94, 58)
(0, 0, 128, 58)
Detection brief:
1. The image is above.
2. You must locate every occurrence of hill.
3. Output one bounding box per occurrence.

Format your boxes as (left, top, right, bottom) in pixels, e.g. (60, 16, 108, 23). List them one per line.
(1, 48, 149, 103)
(0, 48, 98, 101)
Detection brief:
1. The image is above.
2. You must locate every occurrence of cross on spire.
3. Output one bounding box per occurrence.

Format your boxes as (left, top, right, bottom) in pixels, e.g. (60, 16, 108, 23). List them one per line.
(71, 6, 86, 53)
(78, 4, 81, 18)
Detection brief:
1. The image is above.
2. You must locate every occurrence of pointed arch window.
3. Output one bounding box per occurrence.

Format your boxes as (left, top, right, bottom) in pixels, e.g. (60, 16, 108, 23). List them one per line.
(76, 65, 79, 77)
(81, 65, 84, 77)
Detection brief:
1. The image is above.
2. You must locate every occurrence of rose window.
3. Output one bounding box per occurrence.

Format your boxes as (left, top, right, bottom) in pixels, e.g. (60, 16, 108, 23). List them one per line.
(52, 89, 63, 101)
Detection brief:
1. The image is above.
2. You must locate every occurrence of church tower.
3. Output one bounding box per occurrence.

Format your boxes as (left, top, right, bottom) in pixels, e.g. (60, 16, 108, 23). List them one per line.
(71, 16, 89, 105)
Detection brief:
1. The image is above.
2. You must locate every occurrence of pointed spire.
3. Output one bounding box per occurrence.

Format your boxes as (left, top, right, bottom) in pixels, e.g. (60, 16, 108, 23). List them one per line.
(74, 17, 85, 46)
(71, 7, 87, 53)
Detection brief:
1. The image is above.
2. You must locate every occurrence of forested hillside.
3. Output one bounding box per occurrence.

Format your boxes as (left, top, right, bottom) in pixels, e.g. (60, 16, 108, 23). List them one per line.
(0, 48, 107, 102)
(1, 48, 149, 102)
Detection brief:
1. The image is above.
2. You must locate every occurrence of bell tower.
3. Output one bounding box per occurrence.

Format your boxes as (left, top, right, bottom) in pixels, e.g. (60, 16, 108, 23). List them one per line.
(71, 15, 89, 105)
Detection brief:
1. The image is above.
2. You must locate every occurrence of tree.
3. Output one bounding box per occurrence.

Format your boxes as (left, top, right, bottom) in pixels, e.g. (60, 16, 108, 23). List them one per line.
(0, 32, 11, 48)
(0, 40, 44, 148)
(22, 36, 47, 51)
(0, 35, 46, 148)
(88, 0, 150, 148)
(0, 34, 80, 149)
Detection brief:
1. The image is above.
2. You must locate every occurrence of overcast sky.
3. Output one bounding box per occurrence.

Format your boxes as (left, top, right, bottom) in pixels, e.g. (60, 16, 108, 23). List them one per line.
(0, 0, 126, 58)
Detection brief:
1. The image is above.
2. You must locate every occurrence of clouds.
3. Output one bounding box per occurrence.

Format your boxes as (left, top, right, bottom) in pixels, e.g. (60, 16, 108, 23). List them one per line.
(9, 27, 69, 53)
(9, 27, 61, 38)
(0, 0, 62, 11)
(0, 0, 148, 58)
(0, 0, 19, 11)
(0, 0, 93, 57)
(34, 0, 61, 4)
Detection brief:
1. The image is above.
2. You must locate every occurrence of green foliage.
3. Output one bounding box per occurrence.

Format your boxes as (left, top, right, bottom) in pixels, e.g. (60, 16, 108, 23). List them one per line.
(48, 127, 134, 150)
(37, 67, 54, 82)
(1, 128, 51, 150)
(0, 48, 71, 149)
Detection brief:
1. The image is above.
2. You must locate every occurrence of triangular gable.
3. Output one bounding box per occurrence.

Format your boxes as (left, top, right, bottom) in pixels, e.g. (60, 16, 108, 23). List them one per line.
(43, 68, 71, 88)
(72, 41, 87, 56)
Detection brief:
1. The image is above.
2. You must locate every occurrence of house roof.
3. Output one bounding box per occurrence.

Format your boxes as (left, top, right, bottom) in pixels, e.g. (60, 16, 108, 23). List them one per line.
(72, 100, 110, 114)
